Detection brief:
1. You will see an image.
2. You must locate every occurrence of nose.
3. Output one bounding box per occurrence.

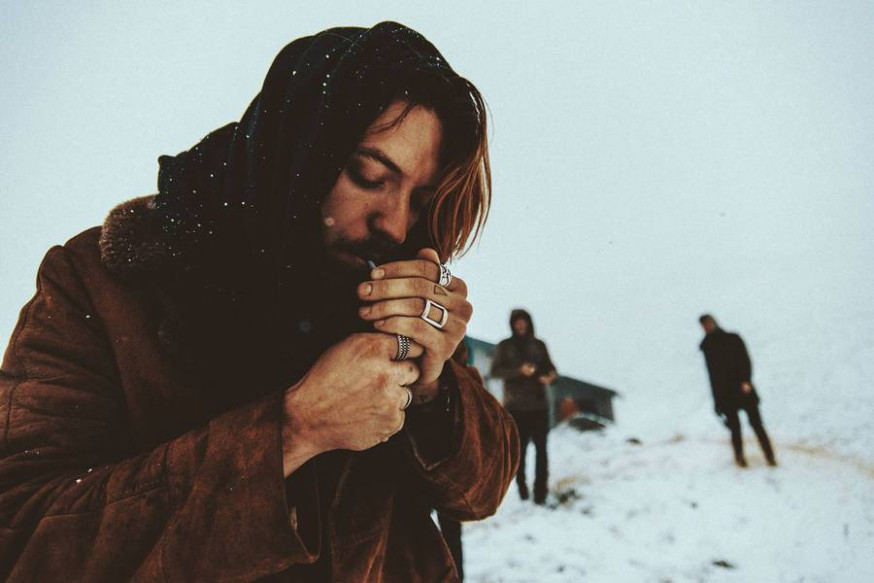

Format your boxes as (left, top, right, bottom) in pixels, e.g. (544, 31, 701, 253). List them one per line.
(370, 195, 413, 246)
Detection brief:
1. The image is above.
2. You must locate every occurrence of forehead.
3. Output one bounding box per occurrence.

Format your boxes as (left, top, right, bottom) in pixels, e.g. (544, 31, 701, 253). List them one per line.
(359, 101, 443, 184)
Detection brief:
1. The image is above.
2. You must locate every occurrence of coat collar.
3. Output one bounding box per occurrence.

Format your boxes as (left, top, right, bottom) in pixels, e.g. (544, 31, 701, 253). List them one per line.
(98, 195, 171, 277)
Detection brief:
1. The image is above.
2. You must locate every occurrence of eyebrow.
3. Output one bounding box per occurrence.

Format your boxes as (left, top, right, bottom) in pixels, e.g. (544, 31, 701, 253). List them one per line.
(356, 147, 403, 176)
(354, 147, 438, 192)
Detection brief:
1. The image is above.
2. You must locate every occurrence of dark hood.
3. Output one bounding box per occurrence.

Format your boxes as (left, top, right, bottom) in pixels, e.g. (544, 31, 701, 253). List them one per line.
(154, 22, 461, 301)
(123, 22, 468, 394)
(510, 309, 534, 338)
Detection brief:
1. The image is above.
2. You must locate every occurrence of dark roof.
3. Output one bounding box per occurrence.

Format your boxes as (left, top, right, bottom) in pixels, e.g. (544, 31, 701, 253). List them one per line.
(552, 375, 618, 397)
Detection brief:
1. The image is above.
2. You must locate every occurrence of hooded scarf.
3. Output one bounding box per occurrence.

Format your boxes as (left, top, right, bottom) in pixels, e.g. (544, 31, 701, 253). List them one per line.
(116, 22, 476, 403)
(510, 308, 535, 351)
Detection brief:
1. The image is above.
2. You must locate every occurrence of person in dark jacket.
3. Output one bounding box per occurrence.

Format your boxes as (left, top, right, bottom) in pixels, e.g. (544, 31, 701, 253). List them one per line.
(0, 23, 519, 582)
(699, 314, 777, 468)
(491, 309, 557, 504)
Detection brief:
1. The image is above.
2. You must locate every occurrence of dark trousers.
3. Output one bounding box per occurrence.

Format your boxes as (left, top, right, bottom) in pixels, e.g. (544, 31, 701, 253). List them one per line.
(510, 409, 549, 501)
(437, 513, 463, 580)
(725, 403, 775, 462)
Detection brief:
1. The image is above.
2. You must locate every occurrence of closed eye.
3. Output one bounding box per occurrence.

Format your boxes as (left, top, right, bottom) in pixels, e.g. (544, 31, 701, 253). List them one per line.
(348, 168, 385, 190)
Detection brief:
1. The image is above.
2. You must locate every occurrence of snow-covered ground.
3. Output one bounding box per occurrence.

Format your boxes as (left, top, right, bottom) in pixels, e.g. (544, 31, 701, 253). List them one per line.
(465, 430, 874, 582)
(464, 302, 874, 582)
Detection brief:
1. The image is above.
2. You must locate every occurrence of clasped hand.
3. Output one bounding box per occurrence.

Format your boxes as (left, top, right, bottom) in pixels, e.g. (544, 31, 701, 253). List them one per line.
(357, 248, 472, 401)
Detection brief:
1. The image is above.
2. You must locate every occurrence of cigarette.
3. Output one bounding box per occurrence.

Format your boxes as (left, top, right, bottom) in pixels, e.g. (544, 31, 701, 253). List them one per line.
(366, 259, 377, 271)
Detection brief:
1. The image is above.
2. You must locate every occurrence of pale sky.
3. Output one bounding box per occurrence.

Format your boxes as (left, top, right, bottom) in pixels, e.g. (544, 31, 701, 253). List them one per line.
(2, 1, 872, 399)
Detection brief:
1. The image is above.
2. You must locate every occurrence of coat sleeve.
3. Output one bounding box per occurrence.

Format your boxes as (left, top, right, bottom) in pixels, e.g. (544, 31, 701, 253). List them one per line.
(400, 359, 520, 522)
(538, 340, 557, 377)
(701, 343, 725, 411)
(0, 246, 320, 582)
(489, 341, 521, 380)
(734, 335, 753, 384)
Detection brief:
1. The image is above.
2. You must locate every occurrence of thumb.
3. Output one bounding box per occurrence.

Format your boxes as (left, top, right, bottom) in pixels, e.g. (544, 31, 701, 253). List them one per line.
(417, 248, 441, 265)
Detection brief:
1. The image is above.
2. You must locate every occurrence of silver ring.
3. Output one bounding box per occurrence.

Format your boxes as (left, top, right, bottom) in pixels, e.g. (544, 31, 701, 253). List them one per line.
(421, 299, 449, 329)
(401, 386, 413, 410)
(393, 334, 411, 361)
(438, 263, 452, 288)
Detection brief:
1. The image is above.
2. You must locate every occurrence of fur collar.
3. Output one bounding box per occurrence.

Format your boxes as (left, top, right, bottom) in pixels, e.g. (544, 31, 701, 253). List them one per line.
(98, 195, 170, 276)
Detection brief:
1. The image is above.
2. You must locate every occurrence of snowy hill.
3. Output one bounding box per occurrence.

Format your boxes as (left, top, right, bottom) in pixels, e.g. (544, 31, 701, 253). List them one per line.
(465, 429, 873, 582)
(463, 301, 874, 582)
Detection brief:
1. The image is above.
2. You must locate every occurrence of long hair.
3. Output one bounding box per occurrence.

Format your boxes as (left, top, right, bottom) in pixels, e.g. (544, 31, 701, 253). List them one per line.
(376, 74, 491, 262)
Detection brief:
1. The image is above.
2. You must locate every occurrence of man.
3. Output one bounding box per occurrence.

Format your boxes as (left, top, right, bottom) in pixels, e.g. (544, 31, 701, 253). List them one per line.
(0, 23, 519, 581)
(699, 314, 777, 468)
(490, 309, 556, 505)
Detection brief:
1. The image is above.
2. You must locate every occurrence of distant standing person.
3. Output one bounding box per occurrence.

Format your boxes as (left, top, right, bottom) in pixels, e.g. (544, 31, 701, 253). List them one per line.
(492, 309, 557, 504)
(699, 314, 777, 467)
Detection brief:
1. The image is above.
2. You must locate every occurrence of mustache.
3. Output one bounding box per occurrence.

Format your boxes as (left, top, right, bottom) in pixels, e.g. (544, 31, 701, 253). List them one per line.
(336, 237, 400, 265)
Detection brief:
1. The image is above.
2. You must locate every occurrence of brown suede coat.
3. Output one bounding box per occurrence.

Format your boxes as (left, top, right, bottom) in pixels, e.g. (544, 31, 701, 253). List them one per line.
(0, 199, 519, 582)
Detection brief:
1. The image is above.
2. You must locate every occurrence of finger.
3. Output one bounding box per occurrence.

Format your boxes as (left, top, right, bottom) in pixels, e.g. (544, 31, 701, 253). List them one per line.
(378, 331, 426, 360)
(359, 276, 435, 302)
(388, 359, 420, 387)
(388, 409, 406, 437)
(370, 258, 440, 283)
(359, 278, 470, 319)
(389, 385, 414, 410)
(360, 298, 427, 321)
(375, 316, 457, 363)
(361, 296, 472, 326)
(419, 248, 468, 297)
(446, 274, 468, 297)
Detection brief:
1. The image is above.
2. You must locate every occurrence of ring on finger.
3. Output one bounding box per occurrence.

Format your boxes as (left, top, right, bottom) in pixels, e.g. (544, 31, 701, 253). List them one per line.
(421, 299, 449, 329)
(393, 334, 412, 361)
(437, 263, 452, 288)
(401, 386, 413, 410)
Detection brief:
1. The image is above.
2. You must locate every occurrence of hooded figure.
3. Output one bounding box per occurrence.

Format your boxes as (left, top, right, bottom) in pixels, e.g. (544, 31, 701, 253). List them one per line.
(0, 23, 518, 581)
(491, 309, 556, 504)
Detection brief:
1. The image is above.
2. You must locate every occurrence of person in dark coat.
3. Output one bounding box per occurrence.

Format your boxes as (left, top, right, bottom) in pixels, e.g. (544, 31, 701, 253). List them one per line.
(491, 309, 557, 504)
(699, 314, 777, 468)
(434, 338, 482, 581)
(0, 23, 519, 582)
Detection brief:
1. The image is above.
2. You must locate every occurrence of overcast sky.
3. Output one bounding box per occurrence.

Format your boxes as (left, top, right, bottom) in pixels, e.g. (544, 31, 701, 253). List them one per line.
(2, 1, 872, 398)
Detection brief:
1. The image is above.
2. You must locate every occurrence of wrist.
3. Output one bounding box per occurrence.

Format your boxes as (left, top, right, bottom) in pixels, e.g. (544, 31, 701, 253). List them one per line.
(409, 373, 453, 414)
(282, 383, 324, 477)
(410, 378, 441, 406)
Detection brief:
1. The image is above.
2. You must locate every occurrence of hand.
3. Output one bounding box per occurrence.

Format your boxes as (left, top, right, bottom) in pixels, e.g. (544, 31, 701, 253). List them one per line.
(740, 382, 753, 394)
(357, 248, 472, 391)
(520, 363, 537, 377)
(282, 334, 422, 475)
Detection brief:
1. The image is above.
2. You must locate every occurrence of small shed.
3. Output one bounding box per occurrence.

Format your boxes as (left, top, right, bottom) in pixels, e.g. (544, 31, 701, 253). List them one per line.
(462, 336, 618, 428)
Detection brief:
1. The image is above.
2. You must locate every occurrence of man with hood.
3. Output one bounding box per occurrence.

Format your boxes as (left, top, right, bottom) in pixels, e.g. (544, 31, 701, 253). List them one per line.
(0, 23, 519, 581)
(490, 309, 557, 504)
(699, 314, 777, 468)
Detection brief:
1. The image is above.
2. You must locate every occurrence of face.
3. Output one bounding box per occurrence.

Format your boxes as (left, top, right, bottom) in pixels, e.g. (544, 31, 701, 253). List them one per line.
(320, 100, 443, 271)
(701, 319, 716, 333)
(513, 318, 529, 336)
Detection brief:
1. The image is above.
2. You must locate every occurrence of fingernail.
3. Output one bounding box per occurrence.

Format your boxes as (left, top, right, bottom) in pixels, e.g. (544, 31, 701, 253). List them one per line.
(359, 283, 372, 296)
(374, 319, 385, 328)
(371, 268, 385, 280)
(359, 305, 371, 317)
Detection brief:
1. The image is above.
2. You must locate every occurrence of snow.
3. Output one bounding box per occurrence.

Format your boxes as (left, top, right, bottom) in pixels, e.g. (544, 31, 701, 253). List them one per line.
(462, 302, 874, 582)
